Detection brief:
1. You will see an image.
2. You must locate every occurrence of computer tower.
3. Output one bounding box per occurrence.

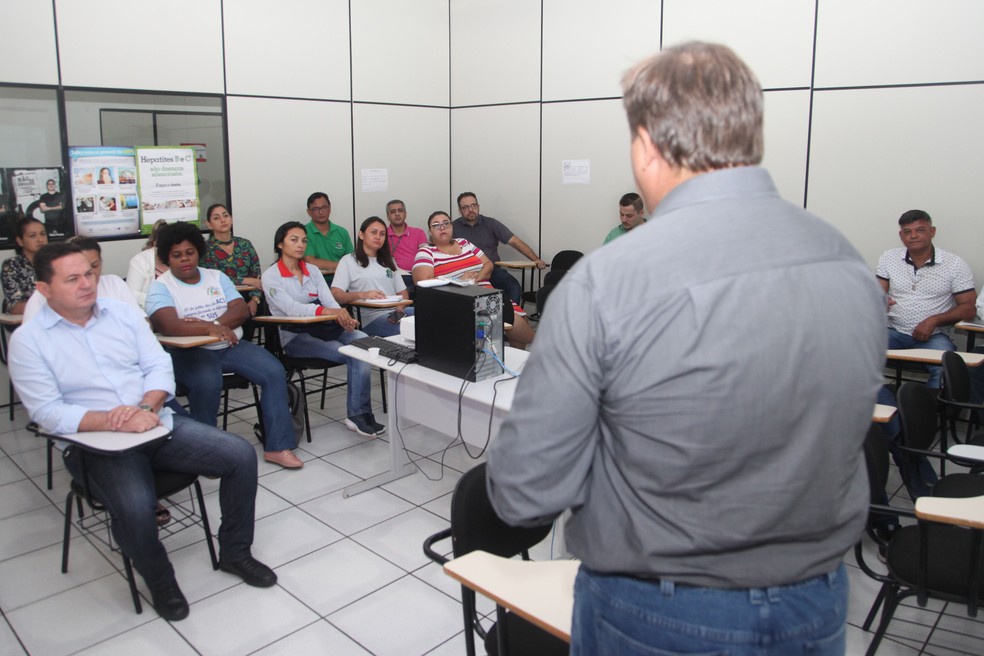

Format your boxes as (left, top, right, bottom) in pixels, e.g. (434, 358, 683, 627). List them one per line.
(414, 285, 505, 382)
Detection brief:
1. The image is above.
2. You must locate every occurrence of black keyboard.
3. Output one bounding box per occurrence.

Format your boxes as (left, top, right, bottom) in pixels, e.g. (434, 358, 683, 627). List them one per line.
(350, 335, 418, 363)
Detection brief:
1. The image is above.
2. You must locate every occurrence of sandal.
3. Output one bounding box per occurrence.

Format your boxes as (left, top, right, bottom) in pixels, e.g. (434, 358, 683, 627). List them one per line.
(156, 503, 171, 527)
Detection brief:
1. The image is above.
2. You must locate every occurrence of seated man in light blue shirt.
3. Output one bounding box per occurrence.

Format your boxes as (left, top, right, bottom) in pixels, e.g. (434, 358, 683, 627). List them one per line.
(8, 242, 276, 622)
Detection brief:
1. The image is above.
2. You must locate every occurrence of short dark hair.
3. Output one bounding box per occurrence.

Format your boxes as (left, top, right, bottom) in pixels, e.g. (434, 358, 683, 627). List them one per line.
(898, 209, 932, 227)
(386, 199, 405, 211)
(619, 192, 644, 213)
(68, 236, 101, 253)
(622, 41, 764, 172)
(34, 242, 83, 284)
(156, 221, 205, 264)
(456, 192, 477, 209)
(307, 192, 330, 209)
(13, 217, 44, 255)
(273, 221, 306, 258)
(355, 216, 396, 270)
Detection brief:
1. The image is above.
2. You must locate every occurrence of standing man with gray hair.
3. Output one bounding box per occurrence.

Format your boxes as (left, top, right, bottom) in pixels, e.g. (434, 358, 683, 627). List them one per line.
(487, 42, 884, 655)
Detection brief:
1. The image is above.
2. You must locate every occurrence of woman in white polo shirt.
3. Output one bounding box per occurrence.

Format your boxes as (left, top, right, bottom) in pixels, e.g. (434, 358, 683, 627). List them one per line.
(330, 216, 413, 338)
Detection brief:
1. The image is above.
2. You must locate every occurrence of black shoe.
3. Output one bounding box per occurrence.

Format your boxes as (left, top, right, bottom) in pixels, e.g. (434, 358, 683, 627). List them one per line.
(345, 414, 381, 437)
(150, 581, 189, 621)
(218, 555, 278, 587)
(368, 413, 386, 435)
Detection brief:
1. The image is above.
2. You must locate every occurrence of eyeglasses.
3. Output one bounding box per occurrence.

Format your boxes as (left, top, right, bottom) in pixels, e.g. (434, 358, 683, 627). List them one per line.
(459, 203, 479, 211)
(309, 205, 331, 214)
(430, 221, 452, 229)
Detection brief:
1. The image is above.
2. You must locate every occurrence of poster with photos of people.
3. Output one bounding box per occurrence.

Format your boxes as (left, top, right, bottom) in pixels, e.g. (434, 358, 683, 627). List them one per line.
(68, 146, 141, 238)
(135, 146, 200, 230)
(0, 167, 73, 250)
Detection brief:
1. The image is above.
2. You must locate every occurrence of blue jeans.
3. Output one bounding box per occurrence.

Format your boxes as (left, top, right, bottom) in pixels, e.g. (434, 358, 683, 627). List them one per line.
(572, 564, 848, 656)
(63, 415, 257, 590)
(887, 327, 955, 389)
(362, 307, 414, 338)
(168, 341, 296, 452)
(283, 329, 372, 418)
(489, 267, 522, 305)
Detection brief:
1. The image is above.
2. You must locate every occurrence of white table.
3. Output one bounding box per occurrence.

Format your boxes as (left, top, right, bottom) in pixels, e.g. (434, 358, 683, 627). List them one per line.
(339, 338, 529, 497)
(444, 550, 578, 643)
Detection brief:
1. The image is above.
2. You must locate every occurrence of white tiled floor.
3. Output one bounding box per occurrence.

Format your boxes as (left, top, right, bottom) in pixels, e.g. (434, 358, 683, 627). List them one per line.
(1, 382, 982, 655)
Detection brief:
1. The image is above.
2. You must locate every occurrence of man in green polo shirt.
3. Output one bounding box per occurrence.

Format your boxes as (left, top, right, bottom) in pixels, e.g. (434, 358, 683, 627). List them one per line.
(303, 192, 353, 284)
(603, 192, 647, 244)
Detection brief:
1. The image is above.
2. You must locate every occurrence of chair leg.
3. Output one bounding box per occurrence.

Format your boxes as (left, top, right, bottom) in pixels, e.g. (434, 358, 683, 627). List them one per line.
(320, 370, 328, 409)
(865, 585, 901, 656)
(46, 438, 54, 490)
(298, 373, 313, 444)
(194, 480, 218, 570)
(862, 582, 890, 630)
(460, 587, 478, 656)
(222, 386, 230, 431)
(62, 491, 75, 573)
(252, 384, 264, 441)
(122, 555, 143, 614)
(379, 369, 387, 414)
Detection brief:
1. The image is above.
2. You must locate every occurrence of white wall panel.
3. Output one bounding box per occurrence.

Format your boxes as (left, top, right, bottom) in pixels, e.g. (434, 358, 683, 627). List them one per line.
(451, 0, 540, 106)
(352, 104, 449, 229)
(55, 0, 224, 93)
(542, 0, 661, 101)
(450, 104, 541, 263)
(227, 96, 354, 267)
(0, 1, 58, 84)
(352, 0, 448, 106)
(815, 0, 984, 88)
(540, 99, 635, 261)
(225, 0, 350, 100)
(761, 89, 811, 206)
(662, 0, 816, 90)
(807, 85, 984, 287)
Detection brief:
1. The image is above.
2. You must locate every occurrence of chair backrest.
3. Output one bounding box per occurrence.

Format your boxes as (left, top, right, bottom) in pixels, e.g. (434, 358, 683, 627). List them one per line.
(450, 463, 552, 559)
(262, 322, 285, 359)
(941, 350, 972, 405)
(542, 270, 566, 287)
(550, 250, 583, 272)
(897, 382, 940, 451)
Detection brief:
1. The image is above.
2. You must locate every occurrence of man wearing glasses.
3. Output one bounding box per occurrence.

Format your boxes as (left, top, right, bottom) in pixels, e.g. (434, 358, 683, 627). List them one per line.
(452, 192, 545, 304)
(304, 192, 353, 284)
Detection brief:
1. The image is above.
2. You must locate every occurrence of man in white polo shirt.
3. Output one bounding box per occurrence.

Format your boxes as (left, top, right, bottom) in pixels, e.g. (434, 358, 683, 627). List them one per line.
(876, 209, 976, 388)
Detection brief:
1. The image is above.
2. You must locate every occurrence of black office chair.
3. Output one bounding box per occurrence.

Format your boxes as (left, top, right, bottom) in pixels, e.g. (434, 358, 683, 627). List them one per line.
(31, 424, 218, 615)
(855, 420, 984, 656)
(939, 351, 984, 471)
(262, 322, 346, 444)
(897, 382, 983, 498)
(528, 251, 583, 319)
(423, 463, 569, 656)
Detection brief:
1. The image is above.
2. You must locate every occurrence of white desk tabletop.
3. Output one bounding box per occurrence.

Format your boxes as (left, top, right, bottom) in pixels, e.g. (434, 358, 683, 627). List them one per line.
(444, 550, 579, 643)
(873, 403, 896, 423)
(956, 321, 984, 333)
(41, 425, 171, 453)
(252, 314, 338, 324)
(886, 348, 984, 366)
(156, 334, 221, 348)
(915, 494, 984, 529)
(0, 313, 24, 326)
(495, 260, 538, 269)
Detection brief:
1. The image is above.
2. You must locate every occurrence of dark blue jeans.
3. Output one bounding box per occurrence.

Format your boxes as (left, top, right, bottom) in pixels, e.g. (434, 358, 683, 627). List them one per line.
(489, 267, 522, 305)
(572, 564, 848, 655)
(63, 415, 258, 590)
(168, 340, 296, 452)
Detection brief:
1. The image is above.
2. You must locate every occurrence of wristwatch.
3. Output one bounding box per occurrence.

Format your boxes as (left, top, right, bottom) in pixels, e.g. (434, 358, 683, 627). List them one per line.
(138, 404, 156, 414)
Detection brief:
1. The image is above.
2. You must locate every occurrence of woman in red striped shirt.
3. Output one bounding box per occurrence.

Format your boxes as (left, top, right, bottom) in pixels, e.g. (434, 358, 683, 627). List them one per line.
(412, 211, 534, 347)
